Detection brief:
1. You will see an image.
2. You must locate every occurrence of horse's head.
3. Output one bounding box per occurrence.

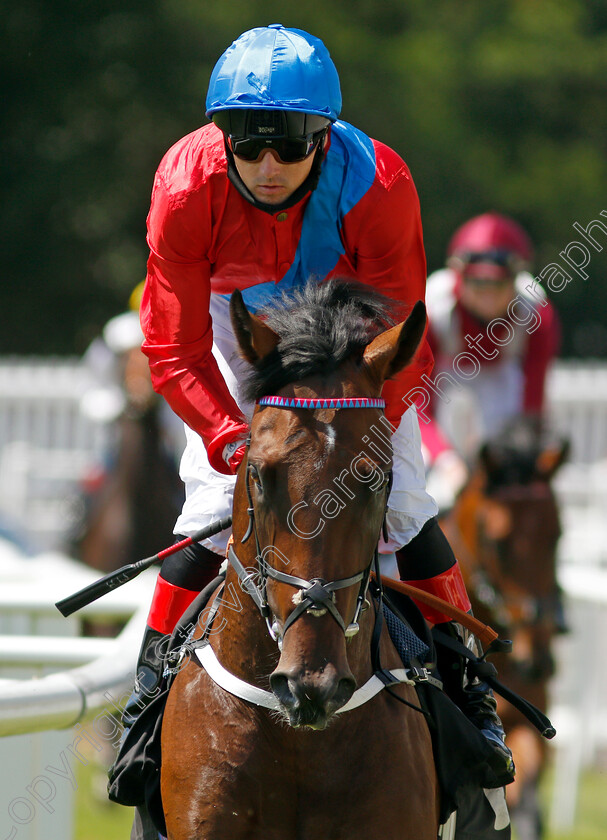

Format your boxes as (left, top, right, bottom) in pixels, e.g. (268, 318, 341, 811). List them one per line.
(229, 281, 426, 729)
(477, 421, 569, 587)
(479, 418, 569, 498)
(460, 420, 569, 674)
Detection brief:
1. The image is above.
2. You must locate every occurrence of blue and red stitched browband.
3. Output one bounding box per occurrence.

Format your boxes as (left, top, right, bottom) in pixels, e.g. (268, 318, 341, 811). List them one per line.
(257, 396, 385, 410)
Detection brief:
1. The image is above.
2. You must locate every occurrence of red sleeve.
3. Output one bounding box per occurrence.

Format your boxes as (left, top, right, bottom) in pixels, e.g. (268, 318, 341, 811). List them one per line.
(341, 142, 433, 428)
(522, 298, 560, 413)
(416, 321, 453, 457)
(141, 165, 248, 475)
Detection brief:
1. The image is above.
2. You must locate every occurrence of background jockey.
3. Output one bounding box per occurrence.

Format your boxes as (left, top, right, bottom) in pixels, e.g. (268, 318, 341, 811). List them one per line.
(117, 25, 515, 809)
(421, 213, 561, 510)
(72, 283, 184, 572)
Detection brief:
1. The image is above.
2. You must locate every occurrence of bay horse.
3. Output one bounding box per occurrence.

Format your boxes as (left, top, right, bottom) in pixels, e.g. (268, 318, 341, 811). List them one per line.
(442, 419, 568, 840)
(73, 344, 184, 574)
(160, 282, 439, 840)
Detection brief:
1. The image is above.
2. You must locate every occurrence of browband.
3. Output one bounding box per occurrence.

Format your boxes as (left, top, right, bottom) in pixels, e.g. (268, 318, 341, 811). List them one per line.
(257, 396, 385, 410)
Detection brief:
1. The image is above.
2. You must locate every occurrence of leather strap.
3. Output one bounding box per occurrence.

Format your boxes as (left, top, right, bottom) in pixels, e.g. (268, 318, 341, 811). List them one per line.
(432, 628, 556, 739)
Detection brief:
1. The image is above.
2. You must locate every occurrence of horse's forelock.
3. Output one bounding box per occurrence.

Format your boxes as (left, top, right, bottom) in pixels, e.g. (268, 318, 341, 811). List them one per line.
(242, 279, 398, 400)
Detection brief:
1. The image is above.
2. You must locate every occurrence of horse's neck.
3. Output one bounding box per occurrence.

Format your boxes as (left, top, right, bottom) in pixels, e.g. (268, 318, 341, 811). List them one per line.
(443, 480, 485, 568)
(507, 492, 560, 595)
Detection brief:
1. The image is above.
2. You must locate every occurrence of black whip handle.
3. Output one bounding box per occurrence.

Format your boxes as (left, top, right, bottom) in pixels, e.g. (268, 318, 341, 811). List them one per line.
(55, 515, 233, 617)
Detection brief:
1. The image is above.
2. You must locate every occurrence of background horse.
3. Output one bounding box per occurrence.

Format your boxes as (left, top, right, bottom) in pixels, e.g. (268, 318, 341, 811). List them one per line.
(71, 342, 184, 574)
(442, 419, 568, 840)
(160, 282, 439, 840)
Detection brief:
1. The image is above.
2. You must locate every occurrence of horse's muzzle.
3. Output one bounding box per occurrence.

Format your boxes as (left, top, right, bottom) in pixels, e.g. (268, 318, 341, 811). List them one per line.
(269, 667, 356, 730)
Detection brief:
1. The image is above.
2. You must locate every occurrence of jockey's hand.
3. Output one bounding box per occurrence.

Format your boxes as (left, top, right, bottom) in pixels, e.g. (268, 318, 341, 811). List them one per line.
(222, 435, 248, 474)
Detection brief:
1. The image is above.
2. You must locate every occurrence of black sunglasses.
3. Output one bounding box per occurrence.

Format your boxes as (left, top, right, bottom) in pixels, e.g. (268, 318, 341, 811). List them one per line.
(228, 129, 326, 164)
(462, 275, 514, 289)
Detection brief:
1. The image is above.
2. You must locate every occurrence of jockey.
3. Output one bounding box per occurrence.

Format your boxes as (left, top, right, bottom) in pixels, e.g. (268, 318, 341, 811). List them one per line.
(124, 25, 514, 789)
(421, 213, 560, 509)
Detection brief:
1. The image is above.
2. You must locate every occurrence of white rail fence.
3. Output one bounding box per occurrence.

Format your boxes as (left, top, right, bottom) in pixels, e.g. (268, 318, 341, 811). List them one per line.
(0, 356, 606, 836)
(548, 568, 607, 831)
(1, 356, 607, 549)
(546, 360, 607, 464)
(0, 358, 110, 550)
(0, 550, 155, 840)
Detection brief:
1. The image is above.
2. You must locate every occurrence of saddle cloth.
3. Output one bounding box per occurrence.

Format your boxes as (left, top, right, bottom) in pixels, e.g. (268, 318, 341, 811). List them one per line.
(382, 600, 430, 665)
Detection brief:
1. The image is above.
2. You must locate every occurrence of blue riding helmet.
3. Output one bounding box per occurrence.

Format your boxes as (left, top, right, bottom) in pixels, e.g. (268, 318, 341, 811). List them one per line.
(205, 24, 342, 123)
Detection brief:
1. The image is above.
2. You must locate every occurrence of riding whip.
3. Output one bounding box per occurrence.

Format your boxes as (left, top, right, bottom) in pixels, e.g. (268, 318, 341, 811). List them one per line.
(55, 515, 233, 617)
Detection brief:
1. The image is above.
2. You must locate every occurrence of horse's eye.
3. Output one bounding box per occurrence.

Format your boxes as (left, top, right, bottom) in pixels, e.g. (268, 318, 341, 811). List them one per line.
(249, 464, 262, 488)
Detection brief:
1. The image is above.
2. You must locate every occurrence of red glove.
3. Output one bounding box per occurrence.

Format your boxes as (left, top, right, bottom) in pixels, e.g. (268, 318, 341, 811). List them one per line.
(222, 435, 248, 474)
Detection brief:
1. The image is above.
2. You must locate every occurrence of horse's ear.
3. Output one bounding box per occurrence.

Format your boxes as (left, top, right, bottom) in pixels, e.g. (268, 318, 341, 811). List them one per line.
(362, 301, 427, 384)
(230, 289, 280, 363)
(535, 439, 569, 480)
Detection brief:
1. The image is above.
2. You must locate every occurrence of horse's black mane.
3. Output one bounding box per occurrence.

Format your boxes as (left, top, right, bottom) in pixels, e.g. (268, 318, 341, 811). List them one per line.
(242, 279, 400, 401)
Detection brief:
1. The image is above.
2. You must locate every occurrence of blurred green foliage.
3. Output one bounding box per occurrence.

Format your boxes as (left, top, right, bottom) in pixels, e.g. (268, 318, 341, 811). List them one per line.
(2, 0, 606, 356)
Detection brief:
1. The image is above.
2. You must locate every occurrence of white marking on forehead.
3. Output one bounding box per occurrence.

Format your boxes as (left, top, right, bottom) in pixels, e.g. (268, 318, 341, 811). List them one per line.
(313, 423, 336, 470)
(325, 425, 336, 452)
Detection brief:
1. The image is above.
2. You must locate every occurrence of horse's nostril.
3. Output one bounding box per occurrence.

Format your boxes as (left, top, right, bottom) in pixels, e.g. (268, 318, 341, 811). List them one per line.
(336, 676, 356, 705)
(269, 672, 295, 707)
(271, 668, 355, 712)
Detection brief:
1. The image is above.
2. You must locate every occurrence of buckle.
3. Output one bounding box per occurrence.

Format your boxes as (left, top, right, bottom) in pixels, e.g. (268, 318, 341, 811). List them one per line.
(163, 645, 189, 677)
(408, 663, 443, 690)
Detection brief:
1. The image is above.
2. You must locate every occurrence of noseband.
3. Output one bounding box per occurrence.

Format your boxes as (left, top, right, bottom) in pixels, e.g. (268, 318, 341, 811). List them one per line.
(227, 396, 391, 649)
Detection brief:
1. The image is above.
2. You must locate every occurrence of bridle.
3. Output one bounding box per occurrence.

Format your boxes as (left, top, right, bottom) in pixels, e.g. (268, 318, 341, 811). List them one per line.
(226, 395, 391, 650)
(474, 484, 562, 629)
(193, 394, 443, 718)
